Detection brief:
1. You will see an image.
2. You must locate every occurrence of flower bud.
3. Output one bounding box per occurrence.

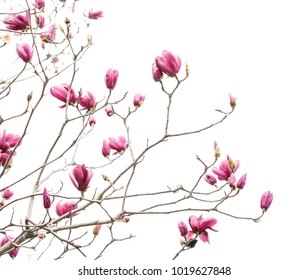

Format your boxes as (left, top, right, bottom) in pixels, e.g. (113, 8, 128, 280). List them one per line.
(105, 68, 119, 90)
(260, 191, 273, 211)
(133, 93, 145, 108)
(237, 173, 247, 189)
(123, 216, 131, 223)
(229, 93, 236, 108)
(16, 43, 34, 63)
(178, 221, 188, 236)
(88, 10, 103, 20)
(105, 106, 113, 116)
(155, 50, 181, 77)
(152, 63, 163, 81)
(204, 174, 217, 185)
(93, 224, 102, 236)
(2, 189, 14, 199)
(43, 187, 51, 209)
(38, 231, 46, 240)
(89, 115, 96, 126)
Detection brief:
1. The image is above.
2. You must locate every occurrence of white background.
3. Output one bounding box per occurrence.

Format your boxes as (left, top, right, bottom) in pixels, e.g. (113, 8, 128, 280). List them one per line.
(1, 0, 308, 279)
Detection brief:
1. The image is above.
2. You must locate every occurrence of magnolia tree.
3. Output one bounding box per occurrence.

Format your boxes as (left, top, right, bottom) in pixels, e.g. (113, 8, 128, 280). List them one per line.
(0, 0, 273, 260)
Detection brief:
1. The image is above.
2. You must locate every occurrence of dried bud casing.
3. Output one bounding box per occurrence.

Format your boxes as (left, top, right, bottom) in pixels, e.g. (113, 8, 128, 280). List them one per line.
(228, 157, 235, 171)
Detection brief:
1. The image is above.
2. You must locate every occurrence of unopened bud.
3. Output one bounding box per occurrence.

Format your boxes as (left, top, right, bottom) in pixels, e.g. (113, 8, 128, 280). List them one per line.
(123, 216, 130, 223)
(228, 157, 235, 171)
(93, 224, 102, 236)
(38, 231, 46, 240)
(0, 198, 6, 208)
(59, 25, 65, 33)
(214, 147, 220, 160)
(27, 91, 33, 102)
(185, 63, 190, 77)
(87, 34, 92, 45)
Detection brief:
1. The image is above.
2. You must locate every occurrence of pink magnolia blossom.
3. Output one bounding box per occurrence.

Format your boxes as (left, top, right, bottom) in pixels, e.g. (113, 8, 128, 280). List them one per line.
(79, 91, 96, 110)
(108, 136, 127, 154)
(260, 191, 273, 211)
(43, 188, 51, 209)
(50, 83, 77, 108)
(102, 140, 110, 157)
(2, 189, 14, 199)
(89, 115, 96, 126)
(88, 10, 103, 20)
(36, 14, 45, 29)
(204, 174, 217, 185)
(33, 0, 45, 9)
(152, 63, 163, 81)
(69, 164, 93, 193)
(16, 43, 34, 63)
(155, 50, 181, 77)
(212, 158, 239, 181)
(0, 130, 20, 167)
(133, 93, 145, 107)
(105, 106, 113, 116)
(187, 215, 218, 243)
(237, 173, 247, 189)
(0, 236, 20, 259)
(105, 68, 119, 90)
(56, 200, 78, 217)
(3, 13, 30, 31)
(178, 221, 188, 236)
(229, 93, 236, 108)
(228, 174, 237, 188)
(40, 24, 57, 43)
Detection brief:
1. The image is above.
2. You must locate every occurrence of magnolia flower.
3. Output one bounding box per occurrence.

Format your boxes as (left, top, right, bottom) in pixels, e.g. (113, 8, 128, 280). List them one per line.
(104, 106, 113, 116)
(133, 93, 145, 107)
(212, 158, 239, 181)
(0, 130, 20, 167)
(88, 10, 103, 20)
(33, 0, 45, 10)
(155, 50, 181, 77)
(89, 115, 96, 126)
(178, 221, 188, 236)
(228, 174, 237, 188)
(16, 43, 34, 63)
(260, 191, 273, 211)
(109, 136, 127, 154)
(4, 13, 30, 31)
(204, 174, 217, 185)
(56, 200, 78, 217)
(237, 173, 247, 189)
(102, 140, 110, 157)
(0, 236, 20, 259)
(105, 68, 119, 90)
(79, 90, 96, 110)
(187, 215, 218, 243)
(69, 164, 93, 193)
(40, 24, 57, 43)
(2, 189, 14, 199)
(152, 63, 163, 81)
(36, 14, 45, 29)
(50, 83, 77, 108)
(43, 188, 51, 209)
